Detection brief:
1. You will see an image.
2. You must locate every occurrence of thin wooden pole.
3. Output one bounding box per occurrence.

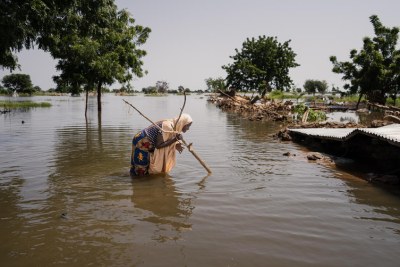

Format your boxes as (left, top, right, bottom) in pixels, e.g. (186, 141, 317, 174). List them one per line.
(174, 91, 186, 131)
(181, 138, 212, 174)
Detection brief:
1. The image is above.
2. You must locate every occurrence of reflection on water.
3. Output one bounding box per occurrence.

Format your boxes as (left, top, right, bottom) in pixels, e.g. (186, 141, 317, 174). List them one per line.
(326, 110, 385, 125)
(131, 175, 193, 242)
(1, 95, 400, 266)
(52, 124, 131, 178)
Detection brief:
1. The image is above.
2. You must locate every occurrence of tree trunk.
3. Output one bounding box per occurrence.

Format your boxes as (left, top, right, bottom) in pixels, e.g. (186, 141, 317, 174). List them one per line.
(97, 82, 102, 112)
(261, 88, 267, 98)
(250, 95, 260, 104)
(367, 90, 386, 105)
(356, 93, 363, 110)
(85, 89, 89, 119)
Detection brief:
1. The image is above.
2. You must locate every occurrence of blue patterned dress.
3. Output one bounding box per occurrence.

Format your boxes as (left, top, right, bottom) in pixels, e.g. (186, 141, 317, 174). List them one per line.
(130, 121, 163, 176)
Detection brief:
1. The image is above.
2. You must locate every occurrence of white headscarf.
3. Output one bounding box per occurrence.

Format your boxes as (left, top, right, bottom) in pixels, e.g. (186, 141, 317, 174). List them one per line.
(161, 113, 193, 139)
(149, 113, 193, 174)
(172, 113, 193, 133)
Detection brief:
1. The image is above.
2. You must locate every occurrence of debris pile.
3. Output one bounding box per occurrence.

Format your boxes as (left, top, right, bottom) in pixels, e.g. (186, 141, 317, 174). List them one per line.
(208, 94, 293, 122)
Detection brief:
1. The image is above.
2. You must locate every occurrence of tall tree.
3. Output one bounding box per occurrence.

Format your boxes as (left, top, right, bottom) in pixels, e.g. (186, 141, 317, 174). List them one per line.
(303, 79, 328, 106)
(222, 35, 299, 97)
(205, 77, 226, 92)
(49, 1, 150, 113)
(2, 73, 33, 95)
(330, 15, 400, 106)
(303, 80, 318, 96)
(156, 80, 169, 94)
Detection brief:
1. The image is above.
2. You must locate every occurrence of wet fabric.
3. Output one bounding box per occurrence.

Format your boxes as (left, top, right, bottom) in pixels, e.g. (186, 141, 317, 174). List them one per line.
(149, 114, 193, 174)
(130, 122, 162, 176)
(130, 114, 193, 176)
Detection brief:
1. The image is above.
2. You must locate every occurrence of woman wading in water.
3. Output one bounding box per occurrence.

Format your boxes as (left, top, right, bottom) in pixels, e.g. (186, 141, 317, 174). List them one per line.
(130, 114, 193, 176)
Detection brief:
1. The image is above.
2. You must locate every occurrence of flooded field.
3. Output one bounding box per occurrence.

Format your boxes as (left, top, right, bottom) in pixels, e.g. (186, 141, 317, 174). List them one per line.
(1, 94, 399, 266)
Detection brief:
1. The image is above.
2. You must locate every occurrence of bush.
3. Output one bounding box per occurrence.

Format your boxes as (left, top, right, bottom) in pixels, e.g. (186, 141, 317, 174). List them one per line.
(293, 103, 326, 122)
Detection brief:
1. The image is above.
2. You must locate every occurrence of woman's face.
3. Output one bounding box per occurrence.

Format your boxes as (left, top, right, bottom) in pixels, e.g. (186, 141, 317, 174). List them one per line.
(182, 122, 192, 133)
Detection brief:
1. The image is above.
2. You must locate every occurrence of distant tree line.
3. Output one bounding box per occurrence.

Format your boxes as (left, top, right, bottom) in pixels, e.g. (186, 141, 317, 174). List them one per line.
(141, 81, 197, 94)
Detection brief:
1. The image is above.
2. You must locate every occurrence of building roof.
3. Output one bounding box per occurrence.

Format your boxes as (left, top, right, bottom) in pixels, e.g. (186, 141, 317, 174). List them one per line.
(288, 124, 400, 147)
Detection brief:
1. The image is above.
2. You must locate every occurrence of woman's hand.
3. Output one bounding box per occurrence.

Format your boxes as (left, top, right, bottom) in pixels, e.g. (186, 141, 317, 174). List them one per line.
(156, 132, 182, 149)
(176, 143, 184, 154)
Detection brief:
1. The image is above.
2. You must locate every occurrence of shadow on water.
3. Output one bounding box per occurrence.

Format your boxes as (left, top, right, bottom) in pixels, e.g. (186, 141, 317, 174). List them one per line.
(130, 174, 194, 242)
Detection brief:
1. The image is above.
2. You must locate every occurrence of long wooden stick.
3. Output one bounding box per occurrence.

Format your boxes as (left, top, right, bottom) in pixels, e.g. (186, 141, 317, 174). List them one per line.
(180, 138, 212, 174)
(123, 99, 165, 132)
(123, 99, 212, 174)
(174, 91, 186, 131)
(173, 92, 211, 174)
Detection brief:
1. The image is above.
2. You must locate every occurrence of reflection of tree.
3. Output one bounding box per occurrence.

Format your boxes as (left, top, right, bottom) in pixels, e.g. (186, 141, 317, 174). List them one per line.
(358, 110, 385, 125)
(131, 175, 193, 242)
(0, 175, 27, 263)
(338, 171, 400, 229)
(51, 123, 131, 178)
(224, 113, 282, 142)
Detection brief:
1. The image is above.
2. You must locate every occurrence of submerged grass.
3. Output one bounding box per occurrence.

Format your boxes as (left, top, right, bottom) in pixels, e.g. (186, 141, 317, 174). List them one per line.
(0, 100, 51, 109)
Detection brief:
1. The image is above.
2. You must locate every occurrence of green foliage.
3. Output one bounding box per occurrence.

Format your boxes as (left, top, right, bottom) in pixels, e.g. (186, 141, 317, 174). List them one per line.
(33, 86, 42, 92)
(0, 1, 40, 69)
(293, 104, 327, 122)
(50, 3, 151, 101)
(0, 1, 79, 70)
(1, 1, 151, 112)
(222, 35, 299, 96)
(307, 110, 327, 122)
(0, 85, 6, 95)
(386, 96, 400, 107)
(0, 100, 51, 108)
(303, 80, 328, 95)
(269, 90, 284, 99)
(156, 81, 169, 94)
(330, 15, 400, 104)
(332, 94, 366, 103)
(142, 86, 157, 94)
(267, 90, 304, 100)
(293, 104, 307, 114)
(2, 74, 34, 95)
(205, 77, 226, 92)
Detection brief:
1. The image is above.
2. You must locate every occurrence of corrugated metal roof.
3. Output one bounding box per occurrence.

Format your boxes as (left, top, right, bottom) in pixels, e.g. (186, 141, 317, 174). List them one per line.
(288, 123, 400, 147)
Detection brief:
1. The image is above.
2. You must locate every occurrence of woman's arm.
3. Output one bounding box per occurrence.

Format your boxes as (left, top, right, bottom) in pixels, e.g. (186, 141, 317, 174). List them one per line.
(155, 132, 181, 149)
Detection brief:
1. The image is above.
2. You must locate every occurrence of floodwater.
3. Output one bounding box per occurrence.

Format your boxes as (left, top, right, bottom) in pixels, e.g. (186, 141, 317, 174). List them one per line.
(1, 94, 399, 267)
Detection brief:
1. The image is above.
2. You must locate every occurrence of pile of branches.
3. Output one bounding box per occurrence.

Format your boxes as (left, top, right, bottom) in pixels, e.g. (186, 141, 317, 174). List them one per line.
(208, 93, 293, 122)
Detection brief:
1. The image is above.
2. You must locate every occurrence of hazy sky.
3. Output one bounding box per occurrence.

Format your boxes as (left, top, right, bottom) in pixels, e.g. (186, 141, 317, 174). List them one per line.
(1, 0, 400, 91)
